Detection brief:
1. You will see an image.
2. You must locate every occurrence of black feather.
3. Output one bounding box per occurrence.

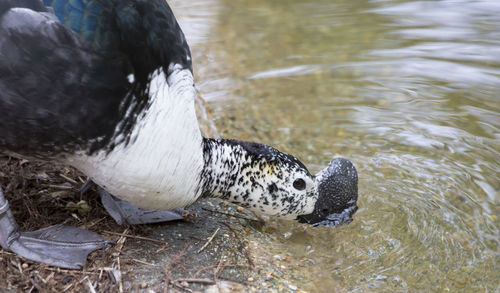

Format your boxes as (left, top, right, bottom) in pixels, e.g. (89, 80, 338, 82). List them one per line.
(0, 0, 192, 156)
(0, 7, 129, 155)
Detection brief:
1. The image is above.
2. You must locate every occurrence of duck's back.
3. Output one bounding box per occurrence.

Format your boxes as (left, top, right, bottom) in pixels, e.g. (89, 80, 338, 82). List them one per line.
(0, 0, 192, 156)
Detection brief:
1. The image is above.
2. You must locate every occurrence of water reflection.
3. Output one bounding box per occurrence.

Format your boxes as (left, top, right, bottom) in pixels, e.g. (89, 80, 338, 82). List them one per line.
(191, 0, 499, 291)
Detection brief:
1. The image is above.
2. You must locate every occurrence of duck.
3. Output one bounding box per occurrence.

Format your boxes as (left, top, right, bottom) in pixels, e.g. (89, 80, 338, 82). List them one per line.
(0, 0, 358, 269)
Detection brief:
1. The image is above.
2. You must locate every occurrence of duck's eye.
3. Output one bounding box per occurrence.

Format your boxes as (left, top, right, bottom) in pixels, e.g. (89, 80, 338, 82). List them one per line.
(293, 178, 306, 190)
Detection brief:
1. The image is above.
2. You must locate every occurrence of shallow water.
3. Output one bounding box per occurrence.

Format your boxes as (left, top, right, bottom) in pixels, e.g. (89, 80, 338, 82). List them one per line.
(177, 0, 499, 291)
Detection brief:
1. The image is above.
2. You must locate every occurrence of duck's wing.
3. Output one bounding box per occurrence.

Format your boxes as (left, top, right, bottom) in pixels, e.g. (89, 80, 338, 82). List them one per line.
(0, 0, 193, 156)
(0, 1, 131, 155)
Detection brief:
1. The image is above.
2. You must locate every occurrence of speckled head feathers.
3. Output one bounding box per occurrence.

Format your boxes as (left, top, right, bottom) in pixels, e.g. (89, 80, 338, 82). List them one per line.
(200, 139, 359, 225)
(201, 139, 318, 219)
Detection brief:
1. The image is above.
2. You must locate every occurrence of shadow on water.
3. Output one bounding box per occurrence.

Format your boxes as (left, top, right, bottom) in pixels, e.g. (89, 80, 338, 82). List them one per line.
(185, 0, 499, 291)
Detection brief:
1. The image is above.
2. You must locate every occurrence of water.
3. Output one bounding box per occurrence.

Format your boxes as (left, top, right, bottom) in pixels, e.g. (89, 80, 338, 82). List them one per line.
(176, 0, 499, 291)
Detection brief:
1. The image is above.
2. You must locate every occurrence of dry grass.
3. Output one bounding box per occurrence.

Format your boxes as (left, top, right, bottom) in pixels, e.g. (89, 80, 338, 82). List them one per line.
(0, 155, 133, 291)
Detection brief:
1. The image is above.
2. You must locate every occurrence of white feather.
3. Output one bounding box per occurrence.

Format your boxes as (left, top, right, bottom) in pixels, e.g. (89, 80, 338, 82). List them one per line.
(66, 65, 204, 210)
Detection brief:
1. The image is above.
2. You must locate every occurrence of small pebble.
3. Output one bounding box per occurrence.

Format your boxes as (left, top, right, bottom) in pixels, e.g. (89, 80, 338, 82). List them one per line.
(22, 263, 28, 269)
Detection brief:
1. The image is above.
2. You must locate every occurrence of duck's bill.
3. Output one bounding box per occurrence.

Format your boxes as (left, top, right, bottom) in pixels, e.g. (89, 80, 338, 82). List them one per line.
(299, 204, 358, 227)
(297, 158, 358, 227)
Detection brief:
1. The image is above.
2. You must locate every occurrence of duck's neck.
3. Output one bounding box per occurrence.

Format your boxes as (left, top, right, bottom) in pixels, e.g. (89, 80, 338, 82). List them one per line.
(199, 138, 312, 219)
(200, 138, 248, 202)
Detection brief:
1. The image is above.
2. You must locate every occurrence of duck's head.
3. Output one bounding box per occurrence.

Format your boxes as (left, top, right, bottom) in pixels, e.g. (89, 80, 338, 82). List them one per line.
(202, 139, 358, 227)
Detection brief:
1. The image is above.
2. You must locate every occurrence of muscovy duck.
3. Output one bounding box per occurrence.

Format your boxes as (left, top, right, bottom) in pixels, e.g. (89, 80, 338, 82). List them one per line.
(0, 0, 358, 269)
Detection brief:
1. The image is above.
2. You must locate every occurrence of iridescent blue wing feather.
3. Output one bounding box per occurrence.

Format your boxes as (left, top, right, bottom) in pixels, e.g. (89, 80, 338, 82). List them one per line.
(42, 0, 118, 51)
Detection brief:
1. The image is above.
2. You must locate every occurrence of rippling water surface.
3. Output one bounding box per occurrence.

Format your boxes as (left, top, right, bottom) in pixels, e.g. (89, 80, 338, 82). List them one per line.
(177, 0, 499, 291)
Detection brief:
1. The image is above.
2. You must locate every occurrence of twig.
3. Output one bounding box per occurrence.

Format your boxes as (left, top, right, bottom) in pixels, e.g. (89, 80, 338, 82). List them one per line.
(193, 260, 251, 280)
(85, 277, 97, 293)
(59, 174, 78, 185)
(84, 217, 106, 229)
(130, 258, 157, 266)
(114, 228, 128, 293)
(61, 283, 74, 292)
(87, 279, 97, 293)
(173, 281, 193, 293)
(43, 267, 110, 274)
(156, 243, 168, 253)
(40, 272, 55, 284)
(197, 227, 220, 253)
(103, 230, 167, 245)
(117, 257, 123, 293)
(115, 228, 129, 253)
(214, 258, 224, 282)
(46, 184, 73, 190)
(17, 261, 23, 274)
(174, 278, 215, 285)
